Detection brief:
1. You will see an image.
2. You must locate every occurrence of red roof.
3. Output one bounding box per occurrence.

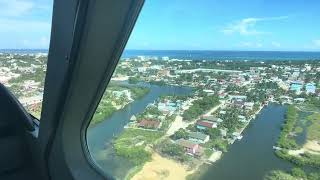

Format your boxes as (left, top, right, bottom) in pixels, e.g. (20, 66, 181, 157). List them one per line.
(176, 139, 198, 149)
(196, 120, 214, 128)
(138, 119, 160, 129)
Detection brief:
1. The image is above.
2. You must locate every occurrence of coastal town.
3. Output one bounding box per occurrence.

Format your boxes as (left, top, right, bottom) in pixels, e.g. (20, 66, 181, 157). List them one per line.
(0, 52, 320, 179)
(111, 56, 320, 179)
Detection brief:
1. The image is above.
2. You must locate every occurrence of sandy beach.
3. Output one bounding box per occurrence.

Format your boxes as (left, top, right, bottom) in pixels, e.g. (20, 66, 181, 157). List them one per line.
(303, 140, 320, 153)
(287, 140, 320, 156)
(131, 152, 193, 180)
(208, 151, 222, 163)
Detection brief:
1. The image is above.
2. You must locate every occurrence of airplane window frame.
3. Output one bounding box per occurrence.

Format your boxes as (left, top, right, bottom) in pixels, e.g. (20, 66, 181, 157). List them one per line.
(39, 0, 145, 179)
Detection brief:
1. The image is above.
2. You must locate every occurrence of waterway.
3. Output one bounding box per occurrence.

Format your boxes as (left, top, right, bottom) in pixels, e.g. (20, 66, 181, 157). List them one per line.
(200, 104, 292, 180)
(87, 84, 293, 180)
(87, 84, 192, 179)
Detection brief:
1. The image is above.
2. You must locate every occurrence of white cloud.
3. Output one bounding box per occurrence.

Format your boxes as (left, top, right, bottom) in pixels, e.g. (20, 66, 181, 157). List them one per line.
(222, 16, 288, 36)
(271, 41, 281, 47)
(238, 42, 263, 48)
(0, 0, 34, 17)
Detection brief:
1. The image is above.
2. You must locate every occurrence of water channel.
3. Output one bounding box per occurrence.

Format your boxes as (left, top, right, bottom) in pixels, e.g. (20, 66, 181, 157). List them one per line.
(87, 84, 292, 179)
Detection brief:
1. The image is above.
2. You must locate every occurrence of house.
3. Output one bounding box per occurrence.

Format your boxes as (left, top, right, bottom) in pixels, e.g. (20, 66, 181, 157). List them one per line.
(196, 120, 217, 130)
(188, 132, 210, 144)
(229, 95, 247, 100)
(19, 94, 43, 106)
(220, 129, 227, 137)
(305, 83, 316, 94)
(130, 115, 137, 121)
(244, 102, 254, 111)
(290, 81, 303, 94)
(201, 115, 222, 123)
(238, 115, 247, 123)
(203, 89, 215, 96)
(219, 93, 227, 99)
(112, 90, 131, 98)
(176, 139, 200, 155)
(294, 98, 305, 103)
(158, 101, 178, 114)
(233, 99, 245, 108)
(138, 120, 160, 129)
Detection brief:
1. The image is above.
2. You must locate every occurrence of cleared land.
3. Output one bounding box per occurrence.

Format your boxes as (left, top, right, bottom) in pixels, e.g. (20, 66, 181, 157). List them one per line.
(132, 152, 193, 180)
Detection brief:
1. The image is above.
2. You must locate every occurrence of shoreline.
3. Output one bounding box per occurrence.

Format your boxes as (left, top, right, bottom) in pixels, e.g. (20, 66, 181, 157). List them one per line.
(130, 103, 267, 179)
(131, 152, 194, 180)
(187, 103, 266, 177)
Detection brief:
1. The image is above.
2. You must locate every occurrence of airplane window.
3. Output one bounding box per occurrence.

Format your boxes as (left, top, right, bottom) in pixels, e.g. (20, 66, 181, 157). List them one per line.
(87, 1, 320, 180)
(0, 0, 53, 119)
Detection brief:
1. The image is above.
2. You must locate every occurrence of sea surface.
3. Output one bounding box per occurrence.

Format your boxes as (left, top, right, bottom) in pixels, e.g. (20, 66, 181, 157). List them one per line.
(1, 49, 320, 61)
(122, 50, 320, 61)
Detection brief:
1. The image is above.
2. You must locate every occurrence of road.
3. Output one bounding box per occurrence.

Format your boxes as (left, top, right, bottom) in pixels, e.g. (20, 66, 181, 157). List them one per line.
(165, 101, 225, 136)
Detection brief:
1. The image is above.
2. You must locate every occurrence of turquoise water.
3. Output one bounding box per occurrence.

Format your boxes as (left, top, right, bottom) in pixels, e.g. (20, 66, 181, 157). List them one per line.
(2, 49, 320, 61)
(122, 50, 320, 61)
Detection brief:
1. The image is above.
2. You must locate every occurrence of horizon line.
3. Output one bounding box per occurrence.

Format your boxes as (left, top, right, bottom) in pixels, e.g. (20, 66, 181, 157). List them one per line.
(1, 48, 320, 53)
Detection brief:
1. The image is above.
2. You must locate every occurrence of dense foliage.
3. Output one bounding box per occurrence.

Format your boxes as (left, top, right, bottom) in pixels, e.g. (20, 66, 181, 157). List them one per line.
(182, 96, 219, 121)
(277, 105, 299, 149)
(114, 129, 163, 165)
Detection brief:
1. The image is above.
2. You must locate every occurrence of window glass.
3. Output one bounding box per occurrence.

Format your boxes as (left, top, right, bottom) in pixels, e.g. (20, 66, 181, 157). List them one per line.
(0, 0, 53, 119)
(87, 1, 320, 180)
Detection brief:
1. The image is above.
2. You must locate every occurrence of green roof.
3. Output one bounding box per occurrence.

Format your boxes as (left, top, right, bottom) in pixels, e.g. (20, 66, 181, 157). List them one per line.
(188, 132, 208, 141)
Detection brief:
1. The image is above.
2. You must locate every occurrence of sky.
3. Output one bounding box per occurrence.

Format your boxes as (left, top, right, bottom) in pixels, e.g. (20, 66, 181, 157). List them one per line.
(0, 0, 320, 51)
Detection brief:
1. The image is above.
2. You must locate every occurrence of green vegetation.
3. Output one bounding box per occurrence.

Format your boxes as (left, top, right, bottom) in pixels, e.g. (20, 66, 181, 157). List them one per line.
(204, 138, 229, 152)
(277, 105, 299, 149)
(91, 94, 116, 125)
(220, 107, 243, 133)
(203, 128, 229, 152)
(275, 150, 320, 168)
(114, 129, 163, 165)
(205, 128, 221, 139)
(186, 164, 210, 180)
(136, 105, 163, 121)
(183, 95, 219, 121)
(291, 167, 307, 179)
(160, 115, 176, 131)
(156, 140, 190, 162)
(264, 170, 298, 180)
(264, 168, 320, 180)
(271, 104, 320, 179)
(306, 113, 320, 141)
(130, 87, 150, 99)
(128, 76, 140, 84)
(171, 128, 189, 140)
(90, 85, 150, 125)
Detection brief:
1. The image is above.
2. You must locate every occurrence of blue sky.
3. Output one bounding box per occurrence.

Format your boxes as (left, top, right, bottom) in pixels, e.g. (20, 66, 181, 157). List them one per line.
(0, 0, 320, 51)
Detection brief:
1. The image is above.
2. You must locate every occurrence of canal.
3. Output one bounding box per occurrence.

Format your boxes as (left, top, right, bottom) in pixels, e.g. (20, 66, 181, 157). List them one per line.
(87, 84, 192, 179)
(200, 104, 292, 180)
(87, 83, 293, 180)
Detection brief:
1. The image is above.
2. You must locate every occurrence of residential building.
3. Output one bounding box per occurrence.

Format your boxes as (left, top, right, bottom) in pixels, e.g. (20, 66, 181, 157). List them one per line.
(290, 81, 303, 94)
(305, 83, 316, 94)
(188, 132, 210, 144)
(138, 120, 160, 129)
(196, 120, 217, 130)
(176, 139, 200, 155)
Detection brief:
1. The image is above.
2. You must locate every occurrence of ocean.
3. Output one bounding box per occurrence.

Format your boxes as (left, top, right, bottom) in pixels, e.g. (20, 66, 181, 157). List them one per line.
(1, 49, 320, 61)
(122, 50, 320, 61)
